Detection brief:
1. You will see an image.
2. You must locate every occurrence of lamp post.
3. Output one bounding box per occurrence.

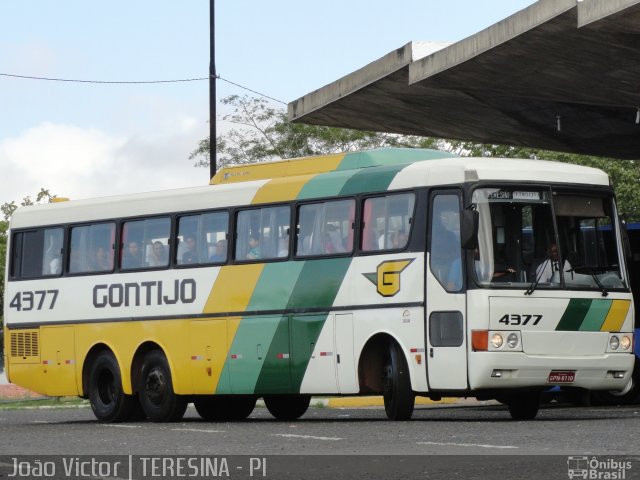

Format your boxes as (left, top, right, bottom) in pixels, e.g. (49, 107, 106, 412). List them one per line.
(209, 0, 216, 179)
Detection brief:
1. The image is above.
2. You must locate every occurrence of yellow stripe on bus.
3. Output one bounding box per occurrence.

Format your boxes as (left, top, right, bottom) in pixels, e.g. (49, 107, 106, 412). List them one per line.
(210, 153, 345, 185)
(251, 174, 317, 204)
(203, 264, 265, 314)
(600, 300, 631, 332)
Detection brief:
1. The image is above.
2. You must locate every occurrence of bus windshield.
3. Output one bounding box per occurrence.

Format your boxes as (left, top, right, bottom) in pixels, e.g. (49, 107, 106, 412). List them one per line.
(472, 187, 626, 290)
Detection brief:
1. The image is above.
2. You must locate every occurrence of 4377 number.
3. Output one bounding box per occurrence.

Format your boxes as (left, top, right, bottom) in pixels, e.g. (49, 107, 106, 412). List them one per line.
(9, 290, 59, 311)
(498, 314, 542, 326)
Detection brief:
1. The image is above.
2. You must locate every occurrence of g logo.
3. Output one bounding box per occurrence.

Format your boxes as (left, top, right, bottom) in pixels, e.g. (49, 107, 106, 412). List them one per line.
(363, 259, 415, 297)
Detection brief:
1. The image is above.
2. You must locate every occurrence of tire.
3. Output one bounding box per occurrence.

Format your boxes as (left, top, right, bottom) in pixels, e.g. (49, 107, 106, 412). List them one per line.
(194, 395, 257, 421)
(138, 350, 187, 422)
(591, 360, 640, 406)
(127, 397, 148, 421)
(88, 351, 135, 423)
(506, 392, 541, 420)
(264, 395, 311, 420)
(382, 341, 414, 420)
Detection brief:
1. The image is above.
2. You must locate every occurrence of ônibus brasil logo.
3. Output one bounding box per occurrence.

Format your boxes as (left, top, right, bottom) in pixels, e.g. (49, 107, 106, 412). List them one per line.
(567, 456, 633, 479)
(363, 259, 414, 297)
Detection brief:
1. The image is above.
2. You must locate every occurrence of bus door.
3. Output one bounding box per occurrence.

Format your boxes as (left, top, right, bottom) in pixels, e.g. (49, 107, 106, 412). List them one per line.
(425, 191, 468, 390)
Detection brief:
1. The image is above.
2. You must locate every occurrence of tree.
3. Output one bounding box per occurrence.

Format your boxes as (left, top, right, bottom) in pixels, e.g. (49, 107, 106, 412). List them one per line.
(193, 94, 640, 220)
(190, 94, 455, 169)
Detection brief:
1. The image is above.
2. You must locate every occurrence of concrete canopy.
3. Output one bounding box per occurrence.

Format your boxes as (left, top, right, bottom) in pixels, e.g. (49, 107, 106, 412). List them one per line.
(288, 0, 640, 159)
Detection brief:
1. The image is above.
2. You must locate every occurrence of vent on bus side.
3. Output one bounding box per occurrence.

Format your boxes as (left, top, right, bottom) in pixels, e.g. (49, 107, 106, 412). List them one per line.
(10, 331, 40, 359)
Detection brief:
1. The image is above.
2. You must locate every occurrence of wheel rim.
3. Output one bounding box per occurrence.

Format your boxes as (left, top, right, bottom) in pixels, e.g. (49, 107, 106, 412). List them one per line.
(145, 367, 167, 406)
(97, 368, 116, 406)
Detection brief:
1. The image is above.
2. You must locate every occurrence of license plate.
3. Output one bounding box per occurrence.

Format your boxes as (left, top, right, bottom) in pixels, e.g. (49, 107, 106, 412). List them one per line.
(548, 370, 576, 383)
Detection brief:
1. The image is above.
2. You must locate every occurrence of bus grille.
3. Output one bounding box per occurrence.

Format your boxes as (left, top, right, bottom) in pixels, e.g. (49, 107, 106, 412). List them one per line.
(10, 331, 40, 358)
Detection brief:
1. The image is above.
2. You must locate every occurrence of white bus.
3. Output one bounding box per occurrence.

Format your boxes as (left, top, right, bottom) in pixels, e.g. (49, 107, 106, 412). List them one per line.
(3, 148, 635, 422)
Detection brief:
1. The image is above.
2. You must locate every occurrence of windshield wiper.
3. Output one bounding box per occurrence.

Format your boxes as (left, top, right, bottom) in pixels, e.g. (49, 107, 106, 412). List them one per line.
(524, 259, 547, 296)
(568, 265, 609, 297)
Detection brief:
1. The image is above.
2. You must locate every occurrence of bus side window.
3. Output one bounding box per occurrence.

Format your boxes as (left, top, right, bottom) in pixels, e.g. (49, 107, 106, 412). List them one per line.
(11, 228, 62, 279)
(177, 211, 229, 265)
(296, 199, 354, 257)
(361, 193, 414, 252)
(121, 218, 170, 270)
(69, 223, 115, 274)
(235, 206, 290, 261)
(430, 194, 462, 292)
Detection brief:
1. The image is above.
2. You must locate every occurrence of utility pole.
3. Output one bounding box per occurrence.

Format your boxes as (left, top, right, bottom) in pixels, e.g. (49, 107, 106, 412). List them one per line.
(209, 0, 216, 179)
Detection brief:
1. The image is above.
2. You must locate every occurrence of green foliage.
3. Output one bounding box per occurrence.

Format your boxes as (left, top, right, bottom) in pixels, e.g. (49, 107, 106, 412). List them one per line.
(190, 95, 451, 169)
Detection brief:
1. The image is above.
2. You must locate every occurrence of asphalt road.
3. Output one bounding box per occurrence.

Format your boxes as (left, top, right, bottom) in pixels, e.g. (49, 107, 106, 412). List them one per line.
(0, 402, 639, 479)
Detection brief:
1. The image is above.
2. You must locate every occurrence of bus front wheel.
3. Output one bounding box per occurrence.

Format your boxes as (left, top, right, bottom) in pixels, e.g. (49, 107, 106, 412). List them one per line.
(138, 350, 187, 422)
(88, 351, 135, 423)
(591, 360, 640, 406)
(264, 395, 311, 420)
(194, 395, 257, 421)
(382, 342, 414, 420)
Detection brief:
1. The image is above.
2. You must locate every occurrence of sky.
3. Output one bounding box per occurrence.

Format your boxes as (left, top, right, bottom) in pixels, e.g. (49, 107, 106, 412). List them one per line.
(0, 0, 535, 207)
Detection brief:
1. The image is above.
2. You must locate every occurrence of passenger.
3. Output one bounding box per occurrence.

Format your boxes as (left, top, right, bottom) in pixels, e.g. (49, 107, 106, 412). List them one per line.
(277, 237, 289, 257)
(90, 246, 111, 271)
(148, 241, 168, 267)
(122, 240, 142, 269)
(246, 236, 260, 260)
(393, 230, 408, 249)
(181, 235, 198, 264)
(209, 239, 227, 263)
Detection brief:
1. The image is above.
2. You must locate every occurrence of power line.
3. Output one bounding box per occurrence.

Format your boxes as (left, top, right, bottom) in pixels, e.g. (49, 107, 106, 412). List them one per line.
(0, 72, 286, 104)
(0, 72, 207, 84)
(216, 76, 286, 105)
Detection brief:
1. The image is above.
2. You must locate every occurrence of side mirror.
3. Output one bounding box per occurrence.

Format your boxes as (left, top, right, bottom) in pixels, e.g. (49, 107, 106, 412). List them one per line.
(461, 209, 479, 249)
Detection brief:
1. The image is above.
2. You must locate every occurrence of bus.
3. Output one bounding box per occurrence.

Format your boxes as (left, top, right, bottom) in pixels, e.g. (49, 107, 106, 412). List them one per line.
(2, 148, 636, 422)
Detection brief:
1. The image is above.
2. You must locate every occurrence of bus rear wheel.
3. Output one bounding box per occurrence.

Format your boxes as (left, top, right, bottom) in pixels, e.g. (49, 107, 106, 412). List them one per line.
(382, 342, 414, 420)
(506, 392, 541, 420)
(88, 351, 135, 423)
(264, 395, 311, 420)
(194, 395, 257, 421)
(138, 350, 187, 422)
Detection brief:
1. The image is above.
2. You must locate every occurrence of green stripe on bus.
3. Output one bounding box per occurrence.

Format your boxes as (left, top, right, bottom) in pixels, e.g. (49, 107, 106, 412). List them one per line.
(296, 170, 356, 200)
(286, 258, 352, 310)
(280, 258, 351, 392)
(245, 262, 305, 311)
(217, 315, 284, 394)
(336, 148, 457, 171)
(579, 299, 612, 331)
(338, 164, 408, 196)
(556, 299, 593, 331)
(253, 316, 291, 394)
(289, 314, 328, 392)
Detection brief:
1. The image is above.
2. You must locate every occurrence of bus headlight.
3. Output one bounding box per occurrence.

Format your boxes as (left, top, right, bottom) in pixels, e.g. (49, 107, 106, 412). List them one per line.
(620, 336, 631, 351)
(609, 335, 620, 351)
(506, 333, 519, 349)
(491, 333, 504, 349)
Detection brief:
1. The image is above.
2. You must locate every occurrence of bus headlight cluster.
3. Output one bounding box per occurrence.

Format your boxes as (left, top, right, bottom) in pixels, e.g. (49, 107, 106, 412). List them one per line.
(488, 331, 522, 351)
(609, 334, 632, 351)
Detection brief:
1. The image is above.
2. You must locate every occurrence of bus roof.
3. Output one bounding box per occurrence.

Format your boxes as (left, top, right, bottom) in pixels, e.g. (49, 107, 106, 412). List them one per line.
(10, 150, 610, 229)
(210, 148, 458, 185)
